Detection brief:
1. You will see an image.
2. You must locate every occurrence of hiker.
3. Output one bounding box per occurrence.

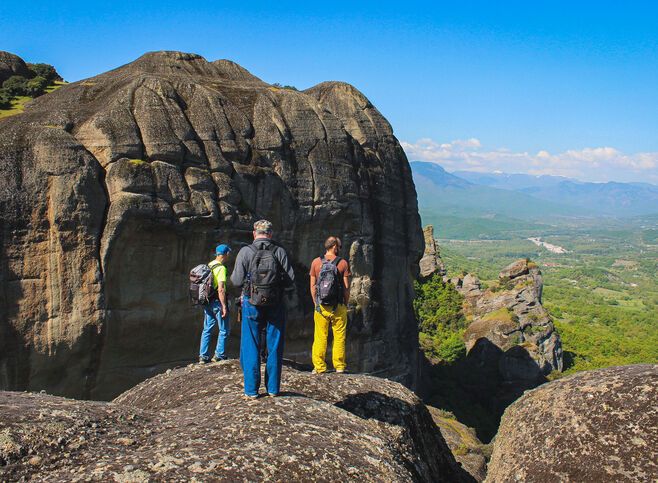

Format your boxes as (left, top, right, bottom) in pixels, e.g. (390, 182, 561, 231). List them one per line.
(230, 220, 295, 398)
(198, 244, 232, 363)
(309, 236, 351, 374)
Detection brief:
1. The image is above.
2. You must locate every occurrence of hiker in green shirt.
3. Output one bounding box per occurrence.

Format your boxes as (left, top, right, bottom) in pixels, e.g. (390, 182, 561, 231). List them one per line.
(199, 244, 232, 363)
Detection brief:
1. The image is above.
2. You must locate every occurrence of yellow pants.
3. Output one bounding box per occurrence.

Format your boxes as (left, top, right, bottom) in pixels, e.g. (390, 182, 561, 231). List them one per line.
(312, 304, 347, 373)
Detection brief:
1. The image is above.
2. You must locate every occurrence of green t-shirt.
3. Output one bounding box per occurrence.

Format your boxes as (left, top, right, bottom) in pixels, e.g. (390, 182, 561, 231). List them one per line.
(208, 261, 227, 289)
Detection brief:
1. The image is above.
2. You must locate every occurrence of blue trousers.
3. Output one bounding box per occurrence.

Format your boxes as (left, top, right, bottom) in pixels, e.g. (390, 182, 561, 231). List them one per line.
(240, 296, 286, 396)
(199, 299, 229, 360)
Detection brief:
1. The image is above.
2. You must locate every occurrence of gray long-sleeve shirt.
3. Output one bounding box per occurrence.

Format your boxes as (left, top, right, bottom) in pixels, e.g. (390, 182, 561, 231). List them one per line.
(230, 238, 295, 291)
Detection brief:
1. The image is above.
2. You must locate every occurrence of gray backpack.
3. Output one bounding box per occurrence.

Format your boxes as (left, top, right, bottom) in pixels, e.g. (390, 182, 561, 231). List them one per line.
(247, 244, 281, 306)
(316, 257, 343, 307)
(189, 264, 216, 306)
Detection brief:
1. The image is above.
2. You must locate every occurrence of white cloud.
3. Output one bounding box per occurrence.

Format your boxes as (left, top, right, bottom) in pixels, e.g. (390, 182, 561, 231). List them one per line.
(401, 138, 658, 183)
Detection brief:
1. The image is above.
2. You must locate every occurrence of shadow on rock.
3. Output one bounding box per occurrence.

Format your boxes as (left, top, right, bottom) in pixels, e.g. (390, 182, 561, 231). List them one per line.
(420, 338, 548, 443)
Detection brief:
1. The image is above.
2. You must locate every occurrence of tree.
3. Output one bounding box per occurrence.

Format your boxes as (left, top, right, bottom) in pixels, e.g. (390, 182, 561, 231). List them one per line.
(414, 273, 467, 363)
(25, 76, 48, 97)
(2, 75, 28, 96)
(27, 63, 62, 82)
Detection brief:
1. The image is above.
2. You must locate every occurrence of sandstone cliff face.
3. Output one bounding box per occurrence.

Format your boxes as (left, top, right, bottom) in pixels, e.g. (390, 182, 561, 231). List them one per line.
(486, 364, 658, 482)
(0, 361, 471, 482)
(0, 51, 423, 399)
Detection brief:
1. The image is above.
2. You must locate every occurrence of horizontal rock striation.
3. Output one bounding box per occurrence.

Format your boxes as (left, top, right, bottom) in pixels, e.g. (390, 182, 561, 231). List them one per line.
(0, 361, 471, 482)
(0, 51, 423, 399)
(486, 364, 658, 482)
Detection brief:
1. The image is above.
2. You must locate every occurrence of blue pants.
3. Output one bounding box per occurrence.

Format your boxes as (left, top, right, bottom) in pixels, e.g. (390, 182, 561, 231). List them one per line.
(240, 296, 286, 396)
(199, 299, 229, 360)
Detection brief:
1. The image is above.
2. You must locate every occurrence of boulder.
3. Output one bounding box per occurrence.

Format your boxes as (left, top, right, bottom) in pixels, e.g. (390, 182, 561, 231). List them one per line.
(0, 51, 32, 83)
(0, 361, 471, 482)
(486, 364, 658, 482)
(0, 51, 423, 399)
(497, 259, 530, 281)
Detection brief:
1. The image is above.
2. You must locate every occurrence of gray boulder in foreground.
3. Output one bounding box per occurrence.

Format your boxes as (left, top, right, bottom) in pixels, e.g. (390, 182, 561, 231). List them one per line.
(0, 360, 471, 482)
(486, 364, 658, 482)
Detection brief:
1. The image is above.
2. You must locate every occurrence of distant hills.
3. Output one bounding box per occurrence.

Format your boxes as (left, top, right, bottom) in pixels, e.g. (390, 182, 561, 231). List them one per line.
(411, 161, 658, 239)
(454, 170, 658, 217)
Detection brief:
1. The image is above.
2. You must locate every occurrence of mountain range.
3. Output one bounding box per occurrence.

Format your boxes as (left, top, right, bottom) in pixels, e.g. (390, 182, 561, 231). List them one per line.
(411, 161, 658, 238)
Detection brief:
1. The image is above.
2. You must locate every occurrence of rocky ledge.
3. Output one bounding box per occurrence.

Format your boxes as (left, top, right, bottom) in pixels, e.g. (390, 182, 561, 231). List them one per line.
(0, 361, 471, 482)
(486, 364, 658, 482)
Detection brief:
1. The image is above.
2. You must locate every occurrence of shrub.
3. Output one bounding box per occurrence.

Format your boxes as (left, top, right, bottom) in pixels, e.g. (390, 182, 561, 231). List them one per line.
(2, 75, 28, 96)
(0, 88, 12, 109)
(25, 76, 49, 97)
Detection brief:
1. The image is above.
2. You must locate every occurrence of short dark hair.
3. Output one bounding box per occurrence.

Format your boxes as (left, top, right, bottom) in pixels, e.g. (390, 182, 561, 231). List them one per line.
(324, 236, 342, 250)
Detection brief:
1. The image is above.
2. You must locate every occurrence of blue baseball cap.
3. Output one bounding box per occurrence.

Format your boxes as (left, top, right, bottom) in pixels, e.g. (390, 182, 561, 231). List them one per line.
(215, 244, 231, 255)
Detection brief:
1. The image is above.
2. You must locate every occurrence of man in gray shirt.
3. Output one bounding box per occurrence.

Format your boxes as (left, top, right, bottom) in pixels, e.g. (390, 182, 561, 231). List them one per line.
(231, 219, 295, 399)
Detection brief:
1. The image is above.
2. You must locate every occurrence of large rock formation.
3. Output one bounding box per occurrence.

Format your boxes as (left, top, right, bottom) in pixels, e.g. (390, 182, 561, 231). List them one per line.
(487, 364, 658, 482)
(0, 51, 32, 83)
(0, 361, 472, 482)
(420, 258, 563, 443)
(459, 258, 562, 383)
(0, 51, 423, 399)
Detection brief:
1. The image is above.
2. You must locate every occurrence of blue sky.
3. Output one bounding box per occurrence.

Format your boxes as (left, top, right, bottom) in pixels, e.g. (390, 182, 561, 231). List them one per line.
(2, 1, 658, 182)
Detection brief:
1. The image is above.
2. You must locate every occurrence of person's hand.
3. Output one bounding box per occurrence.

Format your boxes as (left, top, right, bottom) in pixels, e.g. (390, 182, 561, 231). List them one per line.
(221, 304, 228, 318)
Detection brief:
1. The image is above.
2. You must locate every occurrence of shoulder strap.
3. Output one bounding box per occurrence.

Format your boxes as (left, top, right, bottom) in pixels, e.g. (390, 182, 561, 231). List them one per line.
(331, 257, 342, 267)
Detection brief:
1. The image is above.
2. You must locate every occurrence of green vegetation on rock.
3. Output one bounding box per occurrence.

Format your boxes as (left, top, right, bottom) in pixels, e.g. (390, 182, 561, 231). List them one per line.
(414, 274, 467, 363)
(0, 60, 64, 119)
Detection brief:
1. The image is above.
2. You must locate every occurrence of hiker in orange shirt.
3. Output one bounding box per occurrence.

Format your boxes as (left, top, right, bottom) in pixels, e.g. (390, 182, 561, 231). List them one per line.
(309, 236, 351, 373)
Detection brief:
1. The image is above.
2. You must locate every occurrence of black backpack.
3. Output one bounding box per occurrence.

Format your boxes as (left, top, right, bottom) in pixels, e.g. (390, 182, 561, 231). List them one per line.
(316, 257, 343, 307)
(189, 264, 217, 306)
(247, 244, 281, 306)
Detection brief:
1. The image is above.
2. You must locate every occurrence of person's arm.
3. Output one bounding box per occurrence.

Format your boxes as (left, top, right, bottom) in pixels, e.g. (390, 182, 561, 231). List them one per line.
(230, 249, 246, 287)
(276, 247, 296, 286)
(342, 260, 351, 305)
(217, 281, 228, 317)
(310, 274, 317, 306)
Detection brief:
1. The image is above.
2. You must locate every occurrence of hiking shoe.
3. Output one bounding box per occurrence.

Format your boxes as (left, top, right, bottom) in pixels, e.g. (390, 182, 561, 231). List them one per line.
(311, 369, 325, 374)
(336, 369, 346, 373)
(211, 355, 227, 363)
(242, 394, 259, 401)
(198, 356, 209, 364)
(267, 393, 279, 398)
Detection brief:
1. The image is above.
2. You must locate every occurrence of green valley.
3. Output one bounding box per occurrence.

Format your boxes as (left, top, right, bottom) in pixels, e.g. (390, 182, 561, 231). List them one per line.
(434, 219, 658, 374)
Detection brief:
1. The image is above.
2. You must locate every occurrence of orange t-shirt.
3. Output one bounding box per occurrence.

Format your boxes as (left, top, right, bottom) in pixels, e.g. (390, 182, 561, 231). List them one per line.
(309, 255, 351, 279)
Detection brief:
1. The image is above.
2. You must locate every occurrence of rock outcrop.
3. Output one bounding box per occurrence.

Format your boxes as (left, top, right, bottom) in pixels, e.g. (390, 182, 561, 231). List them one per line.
(0, 51, 423, 399)
(0, 360, 471, 482)
(419, 225, 446, 278)
(420, 258, 563, 443)
(457, 258, 562, 384)
(0, 51, 32, 83)
(486, 364, 658, 482)
(428, 407, 488, 482)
